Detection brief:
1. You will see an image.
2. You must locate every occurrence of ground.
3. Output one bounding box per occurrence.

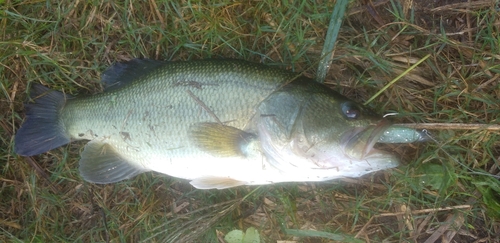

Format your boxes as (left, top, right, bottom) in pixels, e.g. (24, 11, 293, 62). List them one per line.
(1, 0, 499, 242)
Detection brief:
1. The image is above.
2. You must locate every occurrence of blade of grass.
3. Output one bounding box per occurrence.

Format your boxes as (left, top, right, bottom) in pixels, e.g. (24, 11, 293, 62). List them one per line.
(315, 0, 348, 83)
(395, 123, 500, 131)
(364, 53, 431, 105)
(285, 229, 363, 242)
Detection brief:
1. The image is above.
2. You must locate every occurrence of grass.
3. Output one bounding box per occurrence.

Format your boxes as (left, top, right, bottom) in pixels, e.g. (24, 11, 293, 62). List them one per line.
(1, 0, 499, 242)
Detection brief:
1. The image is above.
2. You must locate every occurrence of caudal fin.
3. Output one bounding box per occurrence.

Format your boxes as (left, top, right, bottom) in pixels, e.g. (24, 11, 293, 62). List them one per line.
(15, 84, 71, 156)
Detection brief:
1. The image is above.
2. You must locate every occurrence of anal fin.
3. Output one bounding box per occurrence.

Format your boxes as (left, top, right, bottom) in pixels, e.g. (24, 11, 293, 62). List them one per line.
(190, 176, 247, 189)
(79, 141, 148, 184)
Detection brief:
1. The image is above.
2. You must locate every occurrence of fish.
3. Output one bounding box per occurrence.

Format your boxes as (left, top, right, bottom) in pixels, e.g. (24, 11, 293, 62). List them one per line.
(15, 59, 404, 189)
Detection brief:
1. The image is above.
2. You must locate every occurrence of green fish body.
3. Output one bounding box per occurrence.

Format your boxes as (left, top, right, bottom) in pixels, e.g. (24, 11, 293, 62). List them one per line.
(15, 59, 400, 189)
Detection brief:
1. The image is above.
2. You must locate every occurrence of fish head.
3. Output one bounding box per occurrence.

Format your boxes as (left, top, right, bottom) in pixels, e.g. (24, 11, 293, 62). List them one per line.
(257, 82, 398, 178)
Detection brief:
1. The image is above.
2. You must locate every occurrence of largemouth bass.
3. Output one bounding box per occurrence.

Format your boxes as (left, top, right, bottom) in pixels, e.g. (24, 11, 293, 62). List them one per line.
(15, 59, 402, 189)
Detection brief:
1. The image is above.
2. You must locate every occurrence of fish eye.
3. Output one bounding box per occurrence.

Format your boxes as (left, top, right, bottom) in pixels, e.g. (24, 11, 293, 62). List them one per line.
(341, 102, 360, 119)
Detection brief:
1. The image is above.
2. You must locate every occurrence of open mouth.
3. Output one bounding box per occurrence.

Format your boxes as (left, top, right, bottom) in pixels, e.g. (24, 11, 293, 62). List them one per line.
(341, 119, 392, 159)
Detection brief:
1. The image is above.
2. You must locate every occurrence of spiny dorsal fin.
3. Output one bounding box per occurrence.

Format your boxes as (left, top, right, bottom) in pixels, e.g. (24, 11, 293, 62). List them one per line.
(190, 176, 247, 189)
(101, 59, 167, 91)
(189, 122, 257, 157)
(79, 141, 148, 184)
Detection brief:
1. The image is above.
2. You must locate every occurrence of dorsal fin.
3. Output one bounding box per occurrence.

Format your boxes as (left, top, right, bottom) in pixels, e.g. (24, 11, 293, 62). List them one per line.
(101, 59, 167, 91)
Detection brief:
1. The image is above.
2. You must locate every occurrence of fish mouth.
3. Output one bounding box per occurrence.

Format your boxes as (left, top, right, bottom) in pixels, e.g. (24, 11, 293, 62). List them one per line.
(341, 119, 392, 160)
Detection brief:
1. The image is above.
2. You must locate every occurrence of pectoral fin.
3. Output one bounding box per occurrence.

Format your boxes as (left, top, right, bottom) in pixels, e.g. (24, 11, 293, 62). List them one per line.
(79, 141, 148, 184)
(190, 176, 247, 189)
(189, 122, 256, 157)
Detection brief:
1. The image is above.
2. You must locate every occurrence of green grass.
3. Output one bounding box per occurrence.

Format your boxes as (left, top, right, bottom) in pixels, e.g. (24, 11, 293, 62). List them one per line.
(1, 0, 500, 242)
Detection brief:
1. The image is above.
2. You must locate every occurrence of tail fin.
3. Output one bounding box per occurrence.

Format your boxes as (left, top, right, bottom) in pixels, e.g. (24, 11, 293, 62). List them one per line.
(15, 84, 71, 156)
